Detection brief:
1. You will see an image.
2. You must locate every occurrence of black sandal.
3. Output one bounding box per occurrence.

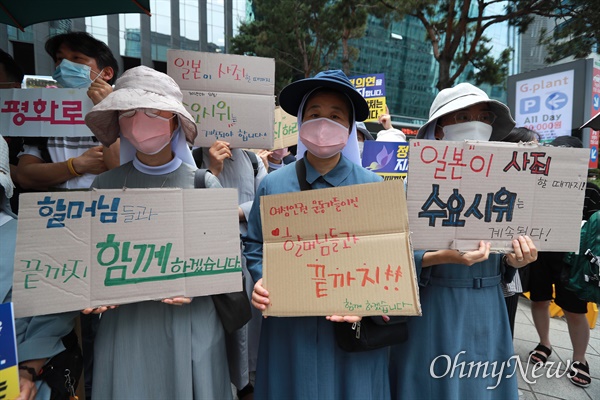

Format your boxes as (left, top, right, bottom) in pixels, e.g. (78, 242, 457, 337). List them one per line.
(569, 361, 591, 388)
(529, 344, 552, 365)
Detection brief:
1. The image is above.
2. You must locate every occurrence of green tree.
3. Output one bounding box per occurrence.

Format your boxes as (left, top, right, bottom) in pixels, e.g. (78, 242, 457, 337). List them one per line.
(230, 0, 378, 94)
(539, 1, 599, 63)
(378, 0, 568, 90)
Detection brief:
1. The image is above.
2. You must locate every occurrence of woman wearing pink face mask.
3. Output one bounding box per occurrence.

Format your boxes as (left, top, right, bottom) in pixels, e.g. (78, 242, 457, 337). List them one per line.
(243, 70, 388, 399)
(83, 66, 230, 400)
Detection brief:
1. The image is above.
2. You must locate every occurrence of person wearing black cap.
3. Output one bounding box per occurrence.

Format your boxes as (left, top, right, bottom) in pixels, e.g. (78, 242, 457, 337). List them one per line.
(243, 70, 389, 399)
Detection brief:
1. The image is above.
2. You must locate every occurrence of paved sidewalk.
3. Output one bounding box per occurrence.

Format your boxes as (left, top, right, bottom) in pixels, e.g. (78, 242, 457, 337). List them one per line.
(514, 296, 599, 399)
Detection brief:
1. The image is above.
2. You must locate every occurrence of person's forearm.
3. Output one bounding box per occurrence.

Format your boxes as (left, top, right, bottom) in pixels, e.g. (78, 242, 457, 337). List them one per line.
(18, 160, 74, 190)
(421, 250, 461, 268)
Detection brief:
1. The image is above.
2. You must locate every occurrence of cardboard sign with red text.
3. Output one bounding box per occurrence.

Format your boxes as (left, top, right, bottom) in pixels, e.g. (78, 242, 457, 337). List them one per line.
(0, 88, 93, 137)
(167, 50, 275, 148)
(407, 140, 588, 252)
(261, 180, 421, 317)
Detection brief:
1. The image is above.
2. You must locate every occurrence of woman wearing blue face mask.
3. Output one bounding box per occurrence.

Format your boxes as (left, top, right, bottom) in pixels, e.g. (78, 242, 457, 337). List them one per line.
(389, 83, 538, 400)
(243, 70, 389, 400)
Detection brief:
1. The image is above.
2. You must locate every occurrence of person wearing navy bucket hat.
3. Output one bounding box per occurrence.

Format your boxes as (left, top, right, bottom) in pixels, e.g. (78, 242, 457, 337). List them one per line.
(243, 70, 390, 399)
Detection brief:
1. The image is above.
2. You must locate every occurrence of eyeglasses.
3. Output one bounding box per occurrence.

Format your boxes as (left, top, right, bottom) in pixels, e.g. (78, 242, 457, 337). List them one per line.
(118, 109, 175, 119)
(450, 110, 497, 125)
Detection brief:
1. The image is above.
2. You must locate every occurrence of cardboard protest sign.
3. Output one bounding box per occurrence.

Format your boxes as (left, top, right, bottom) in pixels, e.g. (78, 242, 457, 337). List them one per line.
(261, 180, 421, 317)
(349, 73, 386, 122)
(0, 88, 93, 137)
(362, 141, 409, 180)
(273, 106, 298, 149)
(167, 50, 275, 148)
(407, 140, 589, 252)
(12, 189, 242, 318)
(0, 303, 19, 400)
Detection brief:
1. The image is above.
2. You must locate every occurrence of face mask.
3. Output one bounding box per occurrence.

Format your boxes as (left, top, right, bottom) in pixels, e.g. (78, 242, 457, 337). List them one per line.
(357, 141, 365, 158)
(442, 121, 493, 142)
(299, 118, 349, 159)
(119, 112, 174, 155)
(271, 148, 288, 161)
(52, 59, 101, 89)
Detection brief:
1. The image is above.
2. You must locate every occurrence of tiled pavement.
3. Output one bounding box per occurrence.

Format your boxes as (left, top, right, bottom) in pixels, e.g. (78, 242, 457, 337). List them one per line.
(514, 296, 600, 399)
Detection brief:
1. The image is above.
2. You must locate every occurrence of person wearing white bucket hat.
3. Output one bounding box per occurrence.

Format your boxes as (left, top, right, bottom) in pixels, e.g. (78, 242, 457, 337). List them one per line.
(389, 83, 537, 400)
(83, 66, 231, 400)
(244, 70, 388, 399)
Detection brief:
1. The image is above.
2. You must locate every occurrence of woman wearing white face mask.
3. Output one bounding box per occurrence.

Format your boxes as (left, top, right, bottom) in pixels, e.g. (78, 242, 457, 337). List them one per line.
(244, 70, 388, 399)
(83, 66, 230, 400)
(389, 83, 538, 400)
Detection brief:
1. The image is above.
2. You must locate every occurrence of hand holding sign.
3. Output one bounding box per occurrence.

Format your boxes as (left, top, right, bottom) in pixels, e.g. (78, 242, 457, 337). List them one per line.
(504, 235, 537, 268)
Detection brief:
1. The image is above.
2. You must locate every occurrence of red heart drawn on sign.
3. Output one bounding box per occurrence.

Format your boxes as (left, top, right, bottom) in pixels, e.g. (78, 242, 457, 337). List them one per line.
(271, 228, 280, 236)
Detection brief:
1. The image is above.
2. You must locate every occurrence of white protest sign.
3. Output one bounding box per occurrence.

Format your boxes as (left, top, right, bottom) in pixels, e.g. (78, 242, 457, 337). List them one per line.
(12, 189, 241, 318)
(0, 88, 94, 137)
(407, 140, 589, 252)
(515, 70, 574, 142)
(167, 50, 275, 148)
(261, 180, 421, 317)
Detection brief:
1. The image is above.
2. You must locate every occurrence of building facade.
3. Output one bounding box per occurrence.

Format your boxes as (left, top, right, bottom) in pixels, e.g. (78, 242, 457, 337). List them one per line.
(0, 0, 248, 76)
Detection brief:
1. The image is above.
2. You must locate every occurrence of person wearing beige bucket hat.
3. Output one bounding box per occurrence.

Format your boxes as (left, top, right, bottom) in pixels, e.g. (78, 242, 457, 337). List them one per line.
(389, 83, 537, 400)
(82, 66, 231, 399)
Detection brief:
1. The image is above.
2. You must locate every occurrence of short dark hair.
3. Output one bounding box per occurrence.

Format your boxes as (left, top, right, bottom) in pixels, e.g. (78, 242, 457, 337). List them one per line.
(550, 135, 583, 148)
(503, 127, 540, 143)
(45, 31, 118, 84)
(0, 49, 24, 84)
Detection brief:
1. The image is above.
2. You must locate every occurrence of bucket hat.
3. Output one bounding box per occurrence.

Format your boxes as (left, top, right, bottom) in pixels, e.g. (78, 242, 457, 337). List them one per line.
(417, 82, 515, 141)
(581, 114, 600, 131)
(356, 122, 374, 141)
(85, 66, 197, 146)
(279, 70, 369, 121)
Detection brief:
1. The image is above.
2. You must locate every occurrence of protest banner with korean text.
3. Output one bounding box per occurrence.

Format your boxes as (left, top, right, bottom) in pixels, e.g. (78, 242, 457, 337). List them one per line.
(0, 303, 19, 400)
(0, 88, 93, 137)
(167, 50, 275, 148)
(261, 180, 421, 317)
(407, 140, 588, 252)
(273, 106, 298, 149)
(362, 141, 409, 180)
(12, 189, 241, 318)
(349, 73, 386, 122)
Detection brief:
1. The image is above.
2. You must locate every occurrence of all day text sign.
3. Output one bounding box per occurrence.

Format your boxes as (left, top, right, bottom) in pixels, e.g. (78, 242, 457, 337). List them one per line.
(407, 140, 588, 252)
(12, 189, 241, 317)
(261, 180, 421, 317)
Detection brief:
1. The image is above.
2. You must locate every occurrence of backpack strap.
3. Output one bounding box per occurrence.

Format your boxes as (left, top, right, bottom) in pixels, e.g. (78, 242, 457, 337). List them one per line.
(194, 168, 209, 189)
(243, 150, 259, 177)
(295, 158, 312, 191)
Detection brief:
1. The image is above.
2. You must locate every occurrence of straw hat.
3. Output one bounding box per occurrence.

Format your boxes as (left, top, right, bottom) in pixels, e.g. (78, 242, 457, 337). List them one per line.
(417, 82, 515, 141)
(85, 66, 197, 146)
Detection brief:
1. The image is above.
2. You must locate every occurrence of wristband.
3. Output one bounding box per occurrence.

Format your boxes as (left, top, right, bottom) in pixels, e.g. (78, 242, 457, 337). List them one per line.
(67, 158, 82, 177)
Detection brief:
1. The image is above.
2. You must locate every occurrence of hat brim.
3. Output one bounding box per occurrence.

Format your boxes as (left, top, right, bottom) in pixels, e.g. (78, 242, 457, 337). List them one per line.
(85, 88, 198, 147)
(279, 77, 370, 122)
(581, 114, 600, 130)
(357, 127, 374, 141)
(417, 97, 515, 141)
